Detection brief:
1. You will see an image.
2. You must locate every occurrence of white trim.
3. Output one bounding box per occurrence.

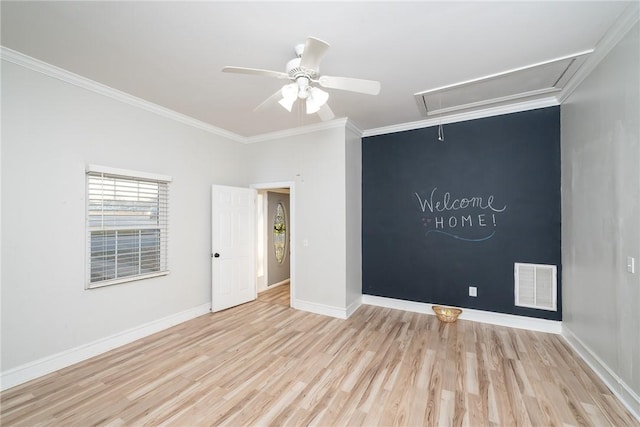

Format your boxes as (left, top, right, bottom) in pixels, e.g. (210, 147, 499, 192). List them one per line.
(413, 50, 591, 117)
(0, 47, 245, 143)
(251, 182, 295, 191)
(361, 295, 562, 334)
(345, 118, 363, 137)
(86, 270, 170, 290)
(362, 97, 559, 137)
(264, 278, 290, 290)
(244, 118, 349, 144)
(415, 50, 593, 97)
(0, 303, 211, 392)
(346, 296, 363, 318)
(562, 326, 640, 420)
(292, 299, 351, 320)
(86, 164, 172, 183)
(423, 88, 560, 117)
(0, 46, 358, 145)
(4, 2, 637, 147)
(0, 46, 560, 144)
(558, 2, 640, 104)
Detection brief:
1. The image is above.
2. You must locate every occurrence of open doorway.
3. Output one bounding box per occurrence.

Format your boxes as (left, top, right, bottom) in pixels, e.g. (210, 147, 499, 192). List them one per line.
(251, 182, 294, 308)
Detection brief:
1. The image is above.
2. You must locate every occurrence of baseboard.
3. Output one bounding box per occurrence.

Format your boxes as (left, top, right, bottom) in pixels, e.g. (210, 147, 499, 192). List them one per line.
(562, 326, 640, 420)
(268, 278, 290, 289)
(292, 299, 351, 319)
(361, 295, 562, 334)
(0, 303, 211, 391)
(346, 296, 362, 318)
(257, 278, 289, 294)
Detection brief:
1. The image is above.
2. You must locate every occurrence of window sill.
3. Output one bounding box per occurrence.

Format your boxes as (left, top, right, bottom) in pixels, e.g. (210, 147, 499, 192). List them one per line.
(86, 271, 170, 290)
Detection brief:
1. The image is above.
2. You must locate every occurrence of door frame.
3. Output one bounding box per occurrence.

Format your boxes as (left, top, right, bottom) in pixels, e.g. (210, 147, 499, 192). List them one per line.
(251, 181, 295, 308)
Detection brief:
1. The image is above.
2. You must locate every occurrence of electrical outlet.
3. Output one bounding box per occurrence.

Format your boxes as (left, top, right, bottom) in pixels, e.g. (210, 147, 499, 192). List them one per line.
(627, 256, 636, 274)
(469, 286, 477, 297)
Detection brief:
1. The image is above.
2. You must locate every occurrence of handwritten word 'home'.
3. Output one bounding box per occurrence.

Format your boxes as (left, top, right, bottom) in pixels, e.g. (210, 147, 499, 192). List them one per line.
(414, 188, 507, 214)
(434, 214, 496, 229)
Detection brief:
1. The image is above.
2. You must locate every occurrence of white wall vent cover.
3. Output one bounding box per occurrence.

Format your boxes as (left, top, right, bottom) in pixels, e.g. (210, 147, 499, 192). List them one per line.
(415, 50, 592, 116)
(514, 263, 557, 311)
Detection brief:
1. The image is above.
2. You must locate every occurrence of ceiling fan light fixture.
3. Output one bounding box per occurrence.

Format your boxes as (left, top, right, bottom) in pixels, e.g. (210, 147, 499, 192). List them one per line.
(223, 36, 380, 121)
(306, 87, 329, 114)
(278, 83, 298, 112)
(278, 97, 295, 112)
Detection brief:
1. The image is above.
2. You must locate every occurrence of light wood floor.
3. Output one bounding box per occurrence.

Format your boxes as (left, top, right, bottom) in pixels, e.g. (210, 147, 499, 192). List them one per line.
(257, 283, 290, 307)
(1, 293, 638, 426)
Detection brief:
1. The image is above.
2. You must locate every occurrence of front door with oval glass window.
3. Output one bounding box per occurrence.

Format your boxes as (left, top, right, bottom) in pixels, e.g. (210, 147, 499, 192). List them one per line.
(273, 202, 287, 264)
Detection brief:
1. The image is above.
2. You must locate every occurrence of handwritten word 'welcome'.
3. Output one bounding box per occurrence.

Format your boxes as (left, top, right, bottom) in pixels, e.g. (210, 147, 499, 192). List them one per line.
(414, 188, 507, 214)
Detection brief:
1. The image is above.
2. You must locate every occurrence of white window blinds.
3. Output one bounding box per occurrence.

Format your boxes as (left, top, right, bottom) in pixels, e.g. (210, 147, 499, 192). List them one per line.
(86, 166, 170, 288)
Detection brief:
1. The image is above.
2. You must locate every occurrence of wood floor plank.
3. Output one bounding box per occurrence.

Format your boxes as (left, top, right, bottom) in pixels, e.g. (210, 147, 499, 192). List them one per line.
(1, 284, 638, 427)
(257, 283, 290, 306)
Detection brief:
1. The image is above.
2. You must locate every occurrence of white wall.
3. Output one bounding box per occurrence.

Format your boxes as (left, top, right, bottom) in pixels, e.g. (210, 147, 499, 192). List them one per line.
(245, 124, 352, 314)
(561, 21, 639, 414)
(1, 61, 247, 373)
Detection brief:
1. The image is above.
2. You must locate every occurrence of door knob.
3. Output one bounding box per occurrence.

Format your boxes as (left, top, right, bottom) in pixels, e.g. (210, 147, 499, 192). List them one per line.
(213, 253, 220, 258)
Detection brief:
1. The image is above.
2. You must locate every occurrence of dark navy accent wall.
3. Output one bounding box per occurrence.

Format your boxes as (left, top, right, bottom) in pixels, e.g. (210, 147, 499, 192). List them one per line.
(362, 107, 561, 320)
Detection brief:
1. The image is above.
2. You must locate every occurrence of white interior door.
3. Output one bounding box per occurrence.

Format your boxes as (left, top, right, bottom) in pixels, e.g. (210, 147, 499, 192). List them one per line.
(211, 185, 256, 312)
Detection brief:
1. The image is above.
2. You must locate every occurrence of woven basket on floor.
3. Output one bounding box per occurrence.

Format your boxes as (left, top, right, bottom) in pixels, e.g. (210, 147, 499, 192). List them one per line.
(432, 306, 462, 323)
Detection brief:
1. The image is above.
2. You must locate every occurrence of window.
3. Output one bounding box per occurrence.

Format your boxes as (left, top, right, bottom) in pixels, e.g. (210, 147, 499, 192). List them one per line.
(86, 165, 171, 288)
(273, 202, 287, 264)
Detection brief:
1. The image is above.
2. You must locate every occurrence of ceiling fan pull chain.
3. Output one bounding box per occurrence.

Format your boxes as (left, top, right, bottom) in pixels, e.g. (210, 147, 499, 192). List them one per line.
(438, 123, 445, 142)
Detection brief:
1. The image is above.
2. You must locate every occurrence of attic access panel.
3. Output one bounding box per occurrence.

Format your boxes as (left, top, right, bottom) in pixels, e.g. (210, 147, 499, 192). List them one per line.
(415, 51, 591, 116)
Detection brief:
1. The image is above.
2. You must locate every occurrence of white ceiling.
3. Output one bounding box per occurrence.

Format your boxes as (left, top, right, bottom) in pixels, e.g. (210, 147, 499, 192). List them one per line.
(0, 1, 633, 138)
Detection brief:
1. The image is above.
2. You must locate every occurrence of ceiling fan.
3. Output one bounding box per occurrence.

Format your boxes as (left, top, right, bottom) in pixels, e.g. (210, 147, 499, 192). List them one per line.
(222, 37, 381, 121)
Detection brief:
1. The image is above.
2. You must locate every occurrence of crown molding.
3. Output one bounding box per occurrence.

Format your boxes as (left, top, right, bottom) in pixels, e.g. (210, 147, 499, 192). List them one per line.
(12, 12, 635, 146)
(0, 46, 247, 143)
(364, 2, 639, 139)
(558, 2, 640, 104)
(1, 46, 359, 144)
(345, 118, 363, 137)
(362, 96, 559, 137)
(244, 117, 350, 143)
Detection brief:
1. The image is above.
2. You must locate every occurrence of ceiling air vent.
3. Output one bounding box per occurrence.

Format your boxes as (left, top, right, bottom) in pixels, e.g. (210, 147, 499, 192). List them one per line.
(415, 50, 592, 116)
(514, 263, 557, 311)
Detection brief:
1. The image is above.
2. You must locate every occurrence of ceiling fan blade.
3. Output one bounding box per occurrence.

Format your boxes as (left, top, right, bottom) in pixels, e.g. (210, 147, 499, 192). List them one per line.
(317, 103, 335, 121)
(299, 37, 330, 72)
(254, 89, 284, 112)
(222, 66, 289, 80)
(318, 75, 381, 95)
